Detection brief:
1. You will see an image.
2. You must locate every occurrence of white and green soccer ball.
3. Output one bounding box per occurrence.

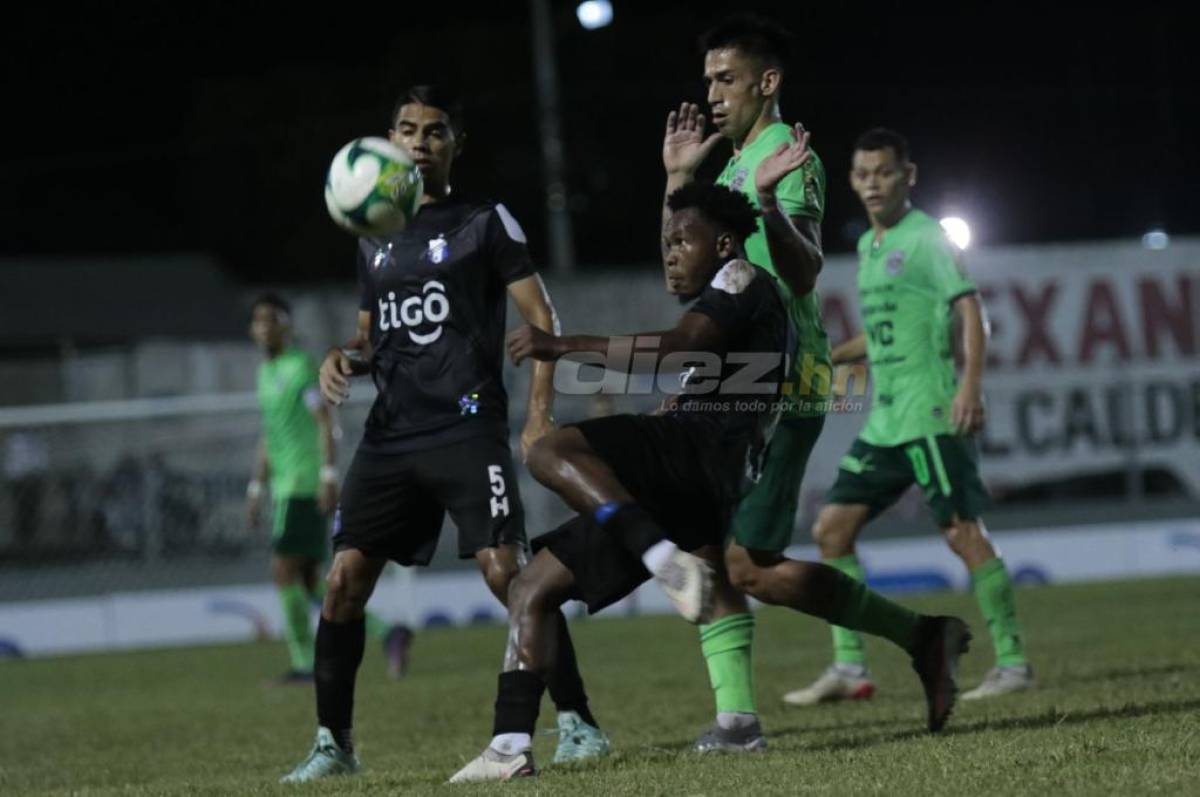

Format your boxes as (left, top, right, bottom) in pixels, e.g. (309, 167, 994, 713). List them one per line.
(324, 137, 423, 237)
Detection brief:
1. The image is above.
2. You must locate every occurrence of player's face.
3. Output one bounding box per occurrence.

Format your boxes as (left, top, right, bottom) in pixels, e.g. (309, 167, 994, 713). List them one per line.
(703, 47, 771, 141)
(390, 103, 460, 189)
(249, 305, 287, 353)
(850, 148, 914, 222)
(662, 208, 733, 298)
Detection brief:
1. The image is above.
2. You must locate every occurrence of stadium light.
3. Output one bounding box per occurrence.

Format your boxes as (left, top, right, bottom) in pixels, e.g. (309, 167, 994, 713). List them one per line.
(940, 216, 971, 250)
(576, 0, 613, 30)
(1142, 228, 1169, 250)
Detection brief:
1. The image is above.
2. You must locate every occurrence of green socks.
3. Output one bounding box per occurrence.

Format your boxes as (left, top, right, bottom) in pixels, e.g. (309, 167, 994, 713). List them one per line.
(971, 557, 1028, 667)
(826, 555, 868, 664)
(826, 555, 920, 656)
(699, 613, 756, 714)
(277, 584, 315, 672)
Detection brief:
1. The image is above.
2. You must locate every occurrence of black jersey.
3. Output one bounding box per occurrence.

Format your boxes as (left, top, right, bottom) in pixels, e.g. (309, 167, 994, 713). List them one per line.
(668, 259, 792, 494)
(355, 196, 536, 453)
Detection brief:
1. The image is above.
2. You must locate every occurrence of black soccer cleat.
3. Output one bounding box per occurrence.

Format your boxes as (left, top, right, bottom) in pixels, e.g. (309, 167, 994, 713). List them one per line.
(910, 615, 971, 732)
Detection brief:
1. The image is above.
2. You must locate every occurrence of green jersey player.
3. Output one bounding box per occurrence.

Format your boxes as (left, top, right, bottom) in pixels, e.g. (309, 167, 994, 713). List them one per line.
(785, 128, 1033, 707)
(247, 294, 409, 684)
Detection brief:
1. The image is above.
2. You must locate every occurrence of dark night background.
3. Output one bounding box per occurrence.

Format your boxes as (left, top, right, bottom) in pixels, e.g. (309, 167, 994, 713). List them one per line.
(4, 2, 1196, 283)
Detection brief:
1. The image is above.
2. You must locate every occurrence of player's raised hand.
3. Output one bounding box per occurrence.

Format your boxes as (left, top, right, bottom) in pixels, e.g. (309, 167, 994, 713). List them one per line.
(506, 324, 561, 365)
(663, 102, 722, 177)
(319, 347, 353, 405)
(755, 122, 812, 201)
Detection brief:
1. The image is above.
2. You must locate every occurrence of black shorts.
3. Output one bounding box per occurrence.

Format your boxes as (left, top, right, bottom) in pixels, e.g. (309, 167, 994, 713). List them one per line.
(533, 413, 733, 614)
(332, 434, 525, 566)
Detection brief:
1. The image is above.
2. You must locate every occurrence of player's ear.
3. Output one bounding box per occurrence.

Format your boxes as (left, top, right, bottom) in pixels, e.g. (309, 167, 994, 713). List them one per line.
(452, 130, 467, 159)
(715, 231, 736, 259)
(906, 162, 918, 188)
(759, 67, 782, 99)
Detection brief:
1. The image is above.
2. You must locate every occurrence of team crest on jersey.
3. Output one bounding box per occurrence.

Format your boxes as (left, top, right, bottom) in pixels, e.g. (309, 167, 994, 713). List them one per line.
(425, 235, 449, 264)
(886, 250, 905, 276)
(728, 167, 749, 191)
(372, 242, 394, 270)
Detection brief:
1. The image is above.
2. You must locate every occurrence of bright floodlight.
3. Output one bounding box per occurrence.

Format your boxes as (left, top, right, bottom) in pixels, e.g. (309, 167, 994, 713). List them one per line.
(576, 0, 613, 30)
(1142, 229, 1169, 250)
(940, 216, 971, 250)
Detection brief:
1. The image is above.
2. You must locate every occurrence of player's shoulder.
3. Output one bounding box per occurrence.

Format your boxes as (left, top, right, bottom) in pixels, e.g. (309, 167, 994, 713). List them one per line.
(905, 208, 949, 244)
(452, 196, 529, 243)
(709, 258, 764, 295)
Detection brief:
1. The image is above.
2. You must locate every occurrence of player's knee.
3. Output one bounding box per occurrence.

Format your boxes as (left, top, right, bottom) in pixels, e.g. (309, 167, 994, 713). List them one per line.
(484, 561, 520, 604)
(942, 519, 993, 561)
(526, 432, 567, 487)
(812, 509, 854, 556)
(323, 563, 369, 618)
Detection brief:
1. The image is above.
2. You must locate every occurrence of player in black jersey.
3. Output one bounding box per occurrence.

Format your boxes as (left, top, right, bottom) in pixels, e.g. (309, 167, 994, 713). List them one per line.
(281, 85, 605, 783)
(450, 182, 789, 782)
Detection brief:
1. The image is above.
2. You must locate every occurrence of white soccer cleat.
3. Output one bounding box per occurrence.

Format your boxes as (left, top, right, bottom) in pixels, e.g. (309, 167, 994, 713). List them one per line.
(654, 549, 715, 624)
(782, 664, 877, 706)
(962, 664, 1035, 700)
(448, 746, 536, 783)
(280, 727, 360, 783)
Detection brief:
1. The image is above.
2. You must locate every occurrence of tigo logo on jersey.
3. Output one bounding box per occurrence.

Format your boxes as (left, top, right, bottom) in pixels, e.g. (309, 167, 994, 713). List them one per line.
(426, 235, 449, 264)
(378, 280, 450, 345)
(729, 167, 749, 191)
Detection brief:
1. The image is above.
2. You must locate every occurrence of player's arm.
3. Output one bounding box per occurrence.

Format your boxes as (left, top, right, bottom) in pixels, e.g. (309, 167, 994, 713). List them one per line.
(246, 436, 269, 530)
(319, 311, 371, 406)
(507, 274, 560, 460)
(831, 333, 867, 364)
(506, 311, 724, 374)
(661, 103, 722, 246)
(307, 387, 340, 514)
(951, 293, 988, 434)
(754, 123, 823, 296)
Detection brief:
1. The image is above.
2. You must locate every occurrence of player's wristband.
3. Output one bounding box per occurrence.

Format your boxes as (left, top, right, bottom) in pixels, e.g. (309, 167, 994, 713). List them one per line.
(320, 465, 339, 484)
(246, 480, 263, 500)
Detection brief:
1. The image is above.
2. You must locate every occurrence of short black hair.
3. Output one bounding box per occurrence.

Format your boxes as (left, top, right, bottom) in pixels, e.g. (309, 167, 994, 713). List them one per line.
(252, 292, 291, 318)
(666, 182, 759, 242)
(853, 127, 910, 163)
(699, 13, 793, 69)
(392, 84, 465, 134)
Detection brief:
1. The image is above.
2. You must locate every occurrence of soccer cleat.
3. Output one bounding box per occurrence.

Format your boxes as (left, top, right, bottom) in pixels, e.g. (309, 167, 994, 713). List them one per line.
(693, 718, 768, 753)
(910, 616, 972, 732)
(448, 746, 536, 783)
(280, 727, 360, 783)
(551, 711, 611, 764)
(384, 624, 414, 679)
(962, 664, 1035, 700)
(655, 549, 715, 624)
(782, 665, 877, 706)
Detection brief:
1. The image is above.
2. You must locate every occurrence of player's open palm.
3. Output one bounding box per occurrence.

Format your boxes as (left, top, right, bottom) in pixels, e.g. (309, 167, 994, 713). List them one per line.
(663, 102, 721, 176)
(319, 348, 353, 406)
(755, 123, 812, 198)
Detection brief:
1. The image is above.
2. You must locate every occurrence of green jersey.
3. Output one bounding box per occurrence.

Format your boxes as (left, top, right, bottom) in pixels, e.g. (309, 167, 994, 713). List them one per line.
(256, 348, 322, 498)
(716, 122, 832, 417)
(855, 208, 977, 446)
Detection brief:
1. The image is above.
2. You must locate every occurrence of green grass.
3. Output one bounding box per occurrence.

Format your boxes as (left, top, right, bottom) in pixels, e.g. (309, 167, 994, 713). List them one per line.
(3, 576, 1199, 796)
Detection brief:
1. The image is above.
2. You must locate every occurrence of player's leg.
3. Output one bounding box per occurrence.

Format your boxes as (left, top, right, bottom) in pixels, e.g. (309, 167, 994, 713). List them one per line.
(304, 565, 412, 679)
(918, 435, 1032, 699)
(692, 552, 765, 752)
(527, 420, 714, 622)
(272, 552, 316, 681)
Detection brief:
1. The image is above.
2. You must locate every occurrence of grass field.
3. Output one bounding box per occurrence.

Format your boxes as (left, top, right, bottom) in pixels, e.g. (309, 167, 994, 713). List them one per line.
(3, 576, 1198, 796)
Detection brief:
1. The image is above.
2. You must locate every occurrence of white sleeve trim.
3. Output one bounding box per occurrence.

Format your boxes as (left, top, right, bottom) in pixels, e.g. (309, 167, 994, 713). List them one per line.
(710, 259, 756, 294)
(494, 203, 528, 244)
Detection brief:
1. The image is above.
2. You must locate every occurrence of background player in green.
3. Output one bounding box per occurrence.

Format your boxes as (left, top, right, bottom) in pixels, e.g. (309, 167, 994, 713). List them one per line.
(785, 128, 1034, 706)
(247, 294, 408, 683)
(657, 14, 853, 750)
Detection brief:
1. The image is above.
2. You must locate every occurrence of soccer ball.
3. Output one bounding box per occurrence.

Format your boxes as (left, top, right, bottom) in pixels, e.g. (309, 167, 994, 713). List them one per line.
(324, 137, 423, 237)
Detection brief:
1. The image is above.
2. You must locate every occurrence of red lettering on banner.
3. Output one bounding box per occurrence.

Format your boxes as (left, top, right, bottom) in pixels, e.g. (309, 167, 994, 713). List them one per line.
(1140, 276, 1196, 358)
(1013, 281, 1061, 366)
(1079, 281, 1132, 363)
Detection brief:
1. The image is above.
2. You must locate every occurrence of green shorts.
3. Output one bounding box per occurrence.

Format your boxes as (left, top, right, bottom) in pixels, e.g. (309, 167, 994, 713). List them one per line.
(729, 415, 825, 552)
(826, 435, 991, 527)
(271, 497, 329, 561)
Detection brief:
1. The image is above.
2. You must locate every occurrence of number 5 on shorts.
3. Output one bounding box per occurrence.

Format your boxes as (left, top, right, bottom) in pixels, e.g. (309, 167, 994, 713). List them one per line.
(488, 465, 510, 518)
